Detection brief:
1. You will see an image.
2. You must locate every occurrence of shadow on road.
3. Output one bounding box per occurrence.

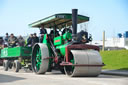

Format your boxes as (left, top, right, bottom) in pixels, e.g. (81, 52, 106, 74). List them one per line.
(0, 74, 26, 83)
(46, 71, 127, 78)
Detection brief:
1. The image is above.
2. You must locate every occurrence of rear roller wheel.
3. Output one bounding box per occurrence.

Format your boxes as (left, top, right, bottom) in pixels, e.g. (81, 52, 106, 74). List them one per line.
(64, 50, 102, 77)
(3, 60, 9, 71)
(32, 43, 49, 74)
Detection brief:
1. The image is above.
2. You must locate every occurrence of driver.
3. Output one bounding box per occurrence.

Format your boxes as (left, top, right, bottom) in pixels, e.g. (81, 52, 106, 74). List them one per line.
(39, 25, 47, 42)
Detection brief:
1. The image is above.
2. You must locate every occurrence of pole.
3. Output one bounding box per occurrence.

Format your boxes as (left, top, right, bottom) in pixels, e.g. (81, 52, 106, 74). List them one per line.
(102, 30, 105, 51)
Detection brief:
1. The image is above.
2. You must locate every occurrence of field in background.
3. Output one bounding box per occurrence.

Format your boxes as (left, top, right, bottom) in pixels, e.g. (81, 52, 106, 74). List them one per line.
(100, 50, 128, 70)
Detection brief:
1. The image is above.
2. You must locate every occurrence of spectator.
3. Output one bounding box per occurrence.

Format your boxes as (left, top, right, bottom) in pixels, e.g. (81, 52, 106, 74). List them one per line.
(0, 37, 4, 46)
(26, 34, 33, 47)
(17, 35, 25, 46)
(33, 33, 39, 45)
(4, 33, 9, 45)
(8, 33, 18, 47)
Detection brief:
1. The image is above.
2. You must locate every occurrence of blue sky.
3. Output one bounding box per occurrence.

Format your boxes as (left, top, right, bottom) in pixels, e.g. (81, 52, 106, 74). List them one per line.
(0, 0, 128, 40)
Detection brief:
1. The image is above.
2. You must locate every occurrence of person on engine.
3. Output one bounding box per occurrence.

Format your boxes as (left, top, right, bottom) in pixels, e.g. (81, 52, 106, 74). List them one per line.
(39, 25, 47, 42)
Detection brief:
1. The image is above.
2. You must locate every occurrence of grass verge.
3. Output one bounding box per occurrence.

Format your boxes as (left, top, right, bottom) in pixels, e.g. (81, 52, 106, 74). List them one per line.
(100, 50, 128, 70)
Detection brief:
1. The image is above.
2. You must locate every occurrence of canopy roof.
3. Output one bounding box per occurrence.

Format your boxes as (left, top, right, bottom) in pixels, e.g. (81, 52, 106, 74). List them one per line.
(29, 13, 89, 29)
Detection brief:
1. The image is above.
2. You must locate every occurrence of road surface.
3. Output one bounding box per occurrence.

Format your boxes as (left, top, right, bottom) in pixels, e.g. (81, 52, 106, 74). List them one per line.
(0, 67, 128, 85)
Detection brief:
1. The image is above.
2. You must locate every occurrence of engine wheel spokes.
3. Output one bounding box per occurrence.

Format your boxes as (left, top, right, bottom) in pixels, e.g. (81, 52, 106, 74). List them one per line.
(35, 48, 42, 71)
(32, 43, 49, 74)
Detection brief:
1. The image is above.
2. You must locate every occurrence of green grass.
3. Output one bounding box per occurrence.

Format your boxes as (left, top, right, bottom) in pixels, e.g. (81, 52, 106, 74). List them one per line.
(100, 50, 128, 70)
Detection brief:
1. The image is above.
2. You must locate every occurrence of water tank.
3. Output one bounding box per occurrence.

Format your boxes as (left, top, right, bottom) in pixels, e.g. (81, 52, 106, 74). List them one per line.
(117, 33, 122, 38)
(124, 31, 128, 38)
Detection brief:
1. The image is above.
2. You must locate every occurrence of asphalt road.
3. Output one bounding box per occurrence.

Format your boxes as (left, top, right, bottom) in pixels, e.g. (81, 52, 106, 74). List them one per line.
(0, 67, 128, 85)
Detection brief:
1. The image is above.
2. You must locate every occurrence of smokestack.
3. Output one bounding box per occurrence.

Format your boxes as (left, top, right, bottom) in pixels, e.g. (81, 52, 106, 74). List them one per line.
(72, 9, 78, 35)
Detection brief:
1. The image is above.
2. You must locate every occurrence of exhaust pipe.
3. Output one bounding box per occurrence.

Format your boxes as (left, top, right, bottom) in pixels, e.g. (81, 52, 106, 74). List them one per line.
(72, 9, 78, 42)
(72, 9, 78, 35)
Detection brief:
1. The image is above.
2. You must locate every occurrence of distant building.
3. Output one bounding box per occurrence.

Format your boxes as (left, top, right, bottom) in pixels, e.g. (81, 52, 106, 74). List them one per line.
(91, 31, 128, 50)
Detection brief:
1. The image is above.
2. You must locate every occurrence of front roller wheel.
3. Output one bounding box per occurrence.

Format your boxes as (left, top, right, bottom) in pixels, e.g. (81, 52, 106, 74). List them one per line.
(64, 50, 102, 77)
(32, 43, 49, 74)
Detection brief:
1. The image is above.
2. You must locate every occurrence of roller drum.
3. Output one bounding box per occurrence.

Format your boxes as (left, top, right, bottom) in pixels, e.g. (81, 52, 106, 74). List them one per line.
(65, 50, 102, 77)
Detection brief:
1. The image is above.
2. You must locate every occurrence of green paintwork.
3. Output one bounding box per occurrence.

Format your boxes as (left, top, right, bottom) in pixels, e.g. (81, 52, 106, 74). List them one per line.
(29, 13, 89, 28)
(56, 43, 68, 56)
(54, 32, 72, 46)
(54, 32, 72, 56)
(62, 32, 72, 40)
(54, 36, 63, 46)
(42, 34, 48, 44)
(0, 47, 32, 58)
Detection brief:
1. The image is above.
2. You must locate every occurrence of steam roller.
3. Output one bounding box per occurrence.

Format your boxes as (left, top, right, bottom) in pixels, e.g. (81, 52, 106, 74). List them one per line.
(29, 9, 104, 77)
